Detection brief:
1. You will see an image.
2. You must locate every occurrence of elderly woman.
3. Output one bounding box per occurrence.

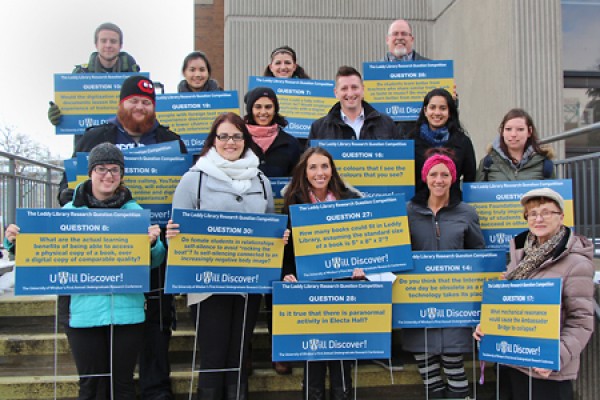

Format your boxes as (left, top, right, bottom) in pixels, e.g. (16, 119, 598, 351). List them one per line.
(477, 108, 554, 181)
(166, 112, 280, 400)
(404, 148, 485, 399)
(474, 188, 594, 400)
(263, 45, 310, 79)
(4, 143, 165, 400)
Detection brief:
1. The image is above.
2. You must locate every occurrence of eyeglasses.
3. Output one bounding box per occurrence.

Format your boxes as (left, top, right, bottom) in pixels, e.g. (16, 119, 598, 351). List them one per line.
(388, 31, 412, 38)
(525, 210, 562, 221)
(216, 133, 244, 142)
(93, 166, 121, 176)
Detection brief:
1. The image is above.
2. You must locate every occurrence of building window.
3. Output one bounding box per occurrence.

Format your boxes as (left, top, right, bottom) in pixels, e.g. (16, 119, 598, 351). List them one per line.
(562, 0, 600, 153)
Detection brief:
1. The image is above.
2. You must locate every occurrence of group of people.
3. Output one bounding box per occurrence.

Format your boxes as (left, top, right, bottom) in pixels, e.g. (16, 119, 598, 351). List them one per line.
(2, 18, 593, 400)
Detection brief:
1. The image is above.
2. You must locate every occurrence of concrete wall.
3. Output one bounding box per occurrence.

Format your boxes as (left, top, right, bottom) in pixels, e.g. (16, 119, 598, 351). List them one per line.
(434, 0, 563, 159)
(222, 0, 563, 159)
(224, 0, 434, 106)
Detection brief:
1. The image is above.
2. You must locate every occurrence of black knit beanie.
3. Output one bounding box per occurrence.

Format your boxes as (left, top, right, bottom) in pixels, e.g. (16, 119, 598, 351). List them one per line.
(88, 143, 125, 176)
(244, 87, 279, 116)
(120, 75, 155, 104)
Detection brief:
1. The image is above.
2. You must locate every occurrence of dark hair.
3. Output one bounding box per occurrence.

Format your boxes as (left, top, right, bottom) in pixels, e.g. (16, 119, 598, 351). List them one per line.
(413, 88, 464, 137)
(263, 46, 311, 79)
(244, 87, 288, 127)
(199, 113, 258, 158)
(424, 147, 456, 162)
(335, 65, 362, 83)
(283, 147, 347, 209)
(94, 22, 123, 45)
(498, 108, 549, 158)
(181, 51, 212, 76)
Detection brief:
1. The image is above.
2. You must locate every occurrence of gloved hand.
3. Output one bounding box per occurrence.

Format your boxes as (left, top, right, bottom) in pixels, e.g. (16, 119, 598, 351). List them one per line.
(58, 188, 74, 206)
(48, 101, 62, 126)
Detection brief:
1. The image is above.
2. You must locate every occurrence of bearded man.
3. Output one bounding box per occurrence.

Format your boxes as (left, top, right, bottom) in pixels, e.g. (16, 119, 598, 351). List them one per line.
(57, 76, 187, 400)
(58, 75, 186, 203)
(382, 19, 430, 62)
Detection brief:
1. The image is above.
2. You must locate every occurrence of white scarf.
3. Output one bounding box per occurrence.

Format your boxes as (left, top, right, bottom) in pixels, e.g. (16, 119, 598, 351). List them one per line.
(194, 147, 260, 194)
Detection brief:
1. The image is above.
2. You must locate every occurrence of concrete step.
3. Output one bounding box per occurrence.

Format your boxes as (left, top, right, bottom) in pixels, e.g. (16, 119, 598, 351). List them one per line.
(0, 292, 498, 399)
(0, 361, 497, 400)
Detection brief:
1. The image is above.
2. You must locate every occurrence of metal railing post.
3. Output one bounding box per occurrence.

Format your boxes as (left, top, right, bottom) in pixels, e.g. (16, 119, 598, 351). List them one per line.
(7, 157, 16, 225)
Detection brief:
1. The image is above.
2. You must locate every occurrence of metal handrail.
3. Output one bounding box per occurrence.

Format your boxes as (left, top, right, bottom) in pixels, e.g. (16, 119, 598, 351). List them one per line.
(0, 150, 65, 172)
(539, 121, 600, 145)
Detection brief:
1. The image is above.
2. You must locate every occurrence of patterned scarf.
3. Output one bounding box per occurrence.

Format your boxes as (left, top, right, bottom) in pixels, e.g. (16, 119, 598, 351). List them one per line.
(247, 124, 279, 153)
(505, 225, 567, 280)
(419, 123, 450, 147)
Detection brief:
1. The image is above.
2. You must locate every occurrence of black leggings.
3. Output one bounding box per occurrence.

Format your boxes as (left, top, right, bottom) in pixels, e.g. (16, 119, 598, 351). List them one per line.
(65, 323, 144, 400)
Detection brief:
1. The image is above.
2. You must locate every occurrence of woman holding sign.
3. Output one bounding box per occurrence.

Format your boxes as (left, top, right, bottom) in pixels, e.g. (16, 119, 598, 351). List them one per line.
(167, 112, 276, 400)
(473, 188, 594, 400)
(4, 143, 165, 400)
(404, 148, 485, 399)
(281, 146, 364, 400)
(407, 88, 476, 197)
(476, 108, 555, 181)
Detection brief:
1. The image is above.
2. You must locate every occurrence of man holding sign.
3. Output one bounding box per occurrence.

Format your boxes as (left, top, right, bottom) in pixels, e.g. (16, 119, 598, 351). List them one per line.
(48, 22, 141, 126)
(474, 188, 594, 400)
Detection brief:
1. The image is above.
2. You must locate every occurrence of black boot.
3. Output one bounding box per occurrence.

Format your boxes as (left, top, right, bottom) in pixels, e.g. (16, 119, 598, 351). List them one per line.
(305, 387, 325, 400)
(196, 387, 223, 400)
(330, 386, 353, 400)
(225, 383, 248, 400)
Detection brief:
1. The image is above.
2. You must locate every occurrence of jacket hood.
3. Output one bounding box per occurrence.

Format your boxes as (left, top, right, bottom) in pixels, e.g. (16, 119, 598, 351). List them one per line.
(485, 138, 555, 160)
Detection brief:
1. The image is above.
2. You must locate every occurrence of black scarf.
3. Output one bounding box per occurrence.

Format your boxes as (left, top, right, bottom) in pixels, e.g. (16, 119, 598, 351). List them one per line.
(72, 180, 133, 209)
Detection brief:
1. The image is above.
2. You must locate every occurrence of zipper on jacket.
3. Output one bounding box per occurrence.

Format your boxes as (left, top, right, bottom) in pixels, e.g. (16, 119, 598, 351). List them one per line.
(435, 219, 441, 241)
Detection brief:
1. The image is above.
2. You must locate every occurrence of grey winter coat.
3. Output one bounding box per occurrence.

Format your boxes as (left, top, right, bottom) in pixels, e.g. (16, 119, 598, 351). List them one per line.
(402, 190, 485, 353)
(507, 229, 594, 381)
(171, 160, 274, 306)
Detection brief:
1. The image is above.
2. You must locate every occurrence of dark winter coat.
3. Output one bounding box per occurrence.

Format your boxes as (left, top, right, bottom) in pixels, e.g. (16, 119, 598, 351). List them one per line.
(402, 189, 485, 353)
(307, 101, 400, 143)
(254, 128, 301, 178)
(408, 128, 476, 197)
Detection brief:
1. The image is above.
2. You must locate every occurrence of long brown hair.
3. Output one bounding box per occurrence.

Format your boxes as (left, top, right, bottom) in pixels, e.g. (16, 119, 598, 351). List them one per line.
(283, 147, 347, 210)
(498, 108, 549, 158)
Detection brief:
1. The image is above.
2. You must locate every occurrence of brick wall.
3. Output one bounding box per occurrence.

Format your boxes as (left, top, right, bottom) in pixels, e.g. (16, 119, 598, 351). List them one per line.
(194, 0, 224, 88)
